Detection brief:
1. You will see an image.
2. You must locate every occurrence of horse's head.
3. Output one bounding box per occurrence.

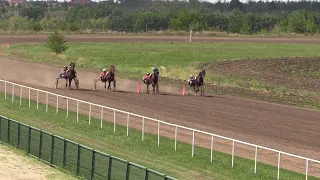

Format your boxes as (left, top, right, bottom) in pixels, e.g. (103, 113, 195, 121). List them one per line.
(69, 62, 75, 70)
(110, 65, 115, 72)
(201, 69, 206, 77)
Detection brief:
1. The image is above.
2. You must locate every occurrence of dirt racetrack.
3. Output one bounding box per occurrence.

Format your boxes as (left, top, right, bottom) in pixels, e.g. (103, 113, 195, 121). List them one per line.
(1, 35, 320, 177)
(0, 34, 320, 44)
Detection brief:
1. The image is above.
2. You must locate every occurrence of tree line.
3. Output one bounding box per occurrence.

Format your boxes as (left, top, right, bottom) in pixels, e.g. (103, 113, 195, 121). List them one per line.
(0, 1, 320, 34)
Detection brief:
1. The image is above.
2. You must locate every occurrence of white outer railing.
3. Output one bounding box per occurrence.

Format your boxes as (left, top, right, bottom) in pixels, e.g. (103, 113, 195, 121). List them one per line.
(1, 79, 319, 179)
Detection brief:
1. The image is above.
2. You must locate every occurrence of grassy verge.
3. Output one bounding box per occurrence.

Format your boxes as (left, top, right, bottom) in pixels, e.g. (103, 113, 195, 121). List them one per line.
(0, 92, 318, 180)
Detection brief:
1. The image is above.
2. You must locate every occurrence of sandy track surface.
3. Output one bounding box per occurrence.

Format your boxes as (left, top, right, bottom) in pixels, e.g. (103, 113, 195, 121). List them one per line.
(1, 57, 320, 177)
(0, 144, 77, 180)
(0, 35, 320, 44)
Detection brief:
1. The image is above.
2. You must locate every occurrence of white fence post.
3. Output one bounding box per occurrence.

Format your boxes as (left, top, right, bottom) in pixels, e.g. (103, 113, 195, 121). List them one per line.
(142, 117, 144, 141)
(12, 84, 14, 103)
(277, 152, 281, 180)
(66, 98, 69, 118)
(100, 107, 103, 129)
(175, 126, 177, 151)
(255, 146, 258, 174)
(158, 121, 160, 146)
(211, 135, 214, 162)
(306, 159, 309, 180)
(76, 101, 79, 122)
(28, 88, 31, 108)
(127, 114, 129, 136)
(113, 110, 116, 133)
(56, 96, 58, 113)
(36, 90, 39, 110)
(19, 86, 22, 106)
(4, 81, 6, 100)
(232, 140, 235, 167)
(46, 92, 48, 113)
(89, 104, 91, 125)
(192, 130, 195, 157)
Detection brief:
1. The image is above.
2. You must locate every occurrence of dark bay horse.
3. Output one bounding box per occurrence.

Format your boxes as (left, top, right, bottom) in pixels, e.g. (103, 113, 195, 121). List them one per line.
(143, 73, 159, 94)
(106, 69, 116, 91)
(94, 65, 115, 91)
(190, 69, 206, 95)
(66, 62, 79, 89)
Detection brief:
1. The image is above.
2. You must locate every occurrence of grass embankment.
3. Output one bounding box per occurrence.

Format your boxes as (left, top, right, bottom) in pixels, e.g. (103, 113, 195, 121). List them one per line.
(2, 42, 320, 109)
(0, 93, 318, 180)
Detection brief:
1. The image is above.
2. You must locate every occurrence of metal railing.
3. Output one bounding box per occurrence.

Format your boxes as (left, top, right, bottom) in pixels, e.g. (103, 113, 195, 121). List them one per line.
(1, 79, 319, 180)
(0, 115, 176, 180)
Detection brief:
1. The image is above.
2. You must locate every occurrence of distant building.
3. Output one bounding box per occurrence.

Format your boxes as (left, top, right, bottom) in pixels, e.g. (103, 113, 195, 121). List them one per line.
(8, 0, 25, 5)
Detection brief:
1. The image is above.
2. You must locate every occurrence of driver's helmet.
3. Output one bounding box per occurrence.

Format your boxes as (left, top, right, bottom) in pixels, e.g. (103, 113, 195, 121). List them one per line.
(64, 65, 67, 69)
(190, 75, 194, 79)
(146, 72, 150, 76)
(103, 69, 106, 72)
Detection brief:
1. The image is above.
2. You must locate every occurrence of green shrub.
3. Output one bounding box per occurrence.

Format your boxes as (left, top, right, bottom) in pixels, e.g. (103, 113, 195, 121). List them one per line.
(46, 30, 69, 54)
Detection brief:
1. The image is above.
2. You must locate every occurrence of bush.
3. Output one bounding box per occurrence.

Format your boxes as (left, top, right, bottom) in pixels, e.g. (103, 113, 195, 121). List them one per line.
(46, 30, 69, 54)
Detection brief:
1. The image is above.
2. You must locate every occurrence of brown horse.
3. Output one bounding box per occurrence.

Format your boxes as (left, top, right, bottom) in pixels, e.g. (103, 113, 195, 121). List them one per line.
(66, 62, 79, 89)
(106, 69, 116, 91)
(143, 73, 159, 94)
(94, 65, 116, 91)
(189, 69, 206, 96)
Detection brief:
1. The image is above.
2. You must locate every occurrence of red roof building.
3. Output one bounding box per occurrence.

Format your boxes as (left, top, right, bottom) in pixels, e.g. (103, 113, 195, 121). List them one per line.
(8, 0, 26, 5)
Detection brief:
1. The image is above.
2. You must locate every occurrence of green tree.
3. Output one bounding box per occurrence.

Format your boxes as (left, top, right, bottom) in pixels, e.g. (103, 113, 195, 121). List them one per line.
(287, 11, 306, 33)
(20, 6, 45, 20)
(46, 30, 69, 54)
(8, 16, 29, 31)
(306, 12, 317, 34)
(169, 8, 190, 30)
(229, 9, 243, 33)
(40, 18, 49, 31)
(241, 14, 250, 34)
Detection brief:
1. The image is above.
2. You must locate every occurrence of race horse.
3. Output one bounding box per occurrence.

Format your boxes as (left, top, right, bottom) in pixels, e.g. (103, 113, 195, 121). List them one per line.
(143, 72, 159, 94)
(66, 62, 79, 89)
(188, 69, 206, 96)
(55, 62, 79, 89)
(95, 65, 116, 91)
(106, 65, 116, 91)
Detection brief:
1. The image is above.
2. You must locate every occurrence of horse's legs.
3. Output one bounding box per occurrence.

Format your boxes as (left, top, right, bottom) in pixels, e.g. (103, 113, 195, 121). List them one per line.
(151, 82, 155, 94)
(108, 81, 111, 90)
(147, 84, 149, 93)
(104, 82, 106, 89)
(68, 78, 72, 88)
(65, 79, 67, 87)
(113, 80, 116, 90)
